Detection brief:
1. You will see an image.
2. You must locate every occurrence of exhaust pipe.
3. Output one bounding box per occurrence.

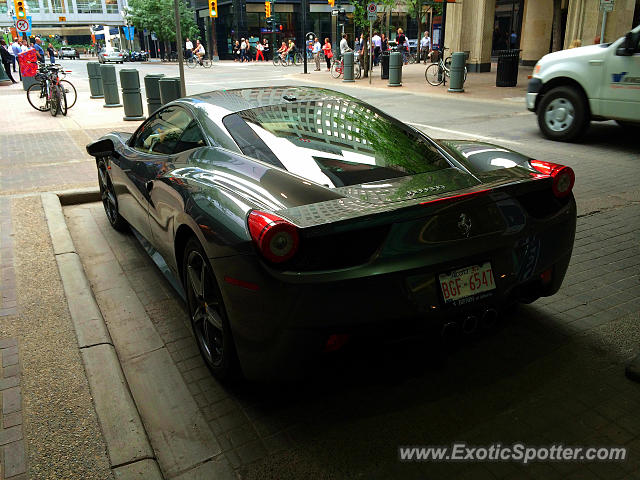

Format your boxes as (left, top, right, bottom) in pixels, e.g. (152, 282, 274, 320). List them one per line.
(481, 308, 498, 329)
(462, 315, 478, 335)
(441, 321, 459, 339)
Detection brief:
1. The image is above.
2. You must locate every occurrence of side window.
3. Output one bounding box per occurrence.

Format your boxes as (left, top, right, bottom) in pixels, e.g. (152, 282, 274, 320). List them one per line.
(173, 121, 207, 153)
(132, 107, 193, 155)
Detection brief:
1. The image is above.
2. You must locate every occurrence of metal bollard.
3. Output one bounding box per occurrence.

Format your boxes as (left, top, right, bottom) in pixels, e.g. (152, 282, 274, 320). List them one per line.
(87, 62, 104, 98)
(100, 64, 122, 108)
(159, 77, 181, 105)
(143, 74, 164, 115)
(388, 52, 402, 87)
(119, 69, 146, 121)
(342, 51, 355, 83)
(448, 52, 466, 93)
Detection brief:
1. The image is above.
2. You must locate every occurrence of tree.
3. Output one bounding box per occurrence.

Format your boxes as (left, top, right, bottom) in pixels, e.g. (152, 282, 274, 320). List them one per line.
(350, 0, 371, 77)
(127, 0, 198, 55)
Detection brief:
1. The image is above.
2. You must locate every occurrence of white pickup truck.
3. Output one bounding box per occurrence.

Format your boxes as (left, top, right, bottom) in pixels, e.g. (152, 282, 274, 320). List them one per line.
(527, 24, 640, 141)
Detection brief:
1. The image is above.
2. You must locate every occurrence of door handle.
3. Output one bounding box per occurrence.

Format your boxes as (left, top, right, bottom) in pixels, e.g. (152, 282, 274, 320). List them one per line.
(146, 181, 154, 192)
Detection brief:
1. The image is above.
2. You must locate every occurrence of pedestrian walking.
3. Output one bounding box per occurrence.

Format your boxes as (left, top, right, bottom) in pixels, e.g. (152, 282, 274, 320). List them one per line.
(420, 31, 431, 63)
(322, 38, 332, 70)
(233, 40, 240, 61)
(256, 41, 264, 61)
(381, 33, 388, 53)
(372, 31, 381, 66)
(0, 40, 18, 84)
(312, 37, 321, 71)
(10, 39, 21, 79)
(262, 38, 270, 61)
(185, 37, 193, 59)
(240, 38, 247, 62)
(47, 43, 56, 64)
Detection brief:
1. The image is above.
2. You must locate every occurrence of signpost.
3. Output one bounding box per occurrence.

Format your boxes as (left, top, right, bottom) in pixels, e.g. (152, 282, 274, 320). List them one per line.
(16, 19, 29, 34)
(367, 2, 376, 84)
(600, 0, 614, 43)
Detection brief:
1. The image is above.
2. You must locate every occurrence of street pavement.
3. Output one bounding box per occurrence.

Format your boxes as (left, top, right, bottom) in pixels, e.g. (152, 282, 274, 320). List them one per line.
(0, 58, 639, 479)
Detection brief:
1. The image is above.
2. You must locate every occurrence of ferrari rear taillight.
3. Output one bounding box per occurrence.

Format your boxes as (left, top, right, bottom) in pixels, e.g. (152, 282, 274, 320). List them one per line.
(247, 210, 299, 263)
(529, 160, 575, 198)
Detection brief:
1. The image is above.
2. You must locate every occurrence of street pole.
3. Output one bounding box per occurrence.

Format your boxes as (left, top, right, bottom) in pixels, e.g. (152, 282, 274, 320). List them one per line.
(369, 19, 372, 84)
(600, 9, 607, 43)
(301, 0, 308, 73)
(441, 0, 447, 52)
(172, 0, 186, 97)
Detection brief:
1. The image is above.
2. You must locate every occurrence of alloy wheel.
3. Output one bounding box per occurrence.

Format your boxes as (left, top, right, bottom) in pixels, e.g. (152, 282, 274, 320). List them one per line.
(186, 250, 224, 368)
(98, 166, 118, 226)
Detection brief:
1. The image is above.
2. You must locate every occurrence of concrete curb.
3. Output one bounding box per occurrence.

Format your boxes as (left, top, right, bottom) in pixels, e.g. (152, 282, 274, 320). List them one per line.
(41, 191, 164, 480)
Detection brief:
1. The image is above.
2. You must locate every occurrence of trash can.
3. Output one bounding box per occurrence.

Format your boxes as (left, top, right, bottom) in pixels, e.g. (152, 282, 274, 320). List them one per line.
(159, 77, 181, 105)
(119, 69, 145, 121)
(388, 51, 402, 87)
(496, 49, 520, 87)
(87, 62, 104, 98)
(380, 51, 390, 80)
(144, 74, 164, 115)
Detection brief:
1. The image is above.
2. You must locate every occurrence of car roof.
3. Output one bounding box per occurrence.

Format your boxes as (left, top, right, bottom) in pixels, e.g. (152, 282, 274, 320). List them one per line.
(178, 86, 357, 117)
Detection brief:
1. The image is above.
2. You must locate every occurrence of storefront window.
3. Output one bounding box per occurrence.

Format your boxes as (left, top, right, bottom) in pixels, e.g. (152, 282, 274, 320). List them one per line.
(76, 0, 103, 13)
(105, 0, 118, 14)
(51, 0, 64, 13)
(25, 0, 40, 14)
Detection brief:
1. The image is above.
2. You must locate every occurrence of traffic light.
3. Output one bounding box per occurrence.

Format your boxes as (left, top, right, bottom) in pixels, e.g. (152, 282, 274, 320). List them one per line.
(14, 0, 26, 19)
(209, 0, 217, 18)
(328, 0, 334, 6)
(265, 1, 271, 17)
(338, 9, 346, 23)
(266, 16, 273, 29)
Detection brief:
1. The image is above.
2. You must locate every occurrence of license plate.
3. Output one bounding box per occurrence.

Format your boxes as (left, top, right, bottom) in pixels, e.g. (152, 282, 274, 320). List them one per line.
(439, 262, 495, 304)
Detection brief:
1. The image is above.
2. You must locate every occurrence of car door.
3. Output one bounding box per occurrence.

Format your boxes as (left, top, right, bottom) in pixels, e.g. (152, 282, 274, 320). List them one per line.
(602, 29, 640, 121)
(147, 110, 209, 266)
(112, 106, 193, 243)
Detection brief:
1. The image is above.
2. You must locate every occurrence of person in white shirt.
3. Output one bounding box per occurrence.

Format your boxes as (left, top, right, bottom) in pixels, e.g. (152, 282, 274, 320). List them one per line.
(420, 32, 431, 64)
(194, 40, 205, 64)
(312, 37, 321, 71)
(371, 31, 381, 66)
(339, 33, 351, 56)
(185, 38, 193, 58)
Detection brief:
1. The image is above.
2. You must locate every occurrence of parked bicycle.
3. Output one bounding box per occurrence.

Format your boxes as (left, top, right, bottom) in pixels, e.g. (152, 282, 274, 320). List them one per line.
(26, 62, 77, 116)
(425, 48, 468, 86)
(330, 54, 362, 79)
(186, 56, 212, 68)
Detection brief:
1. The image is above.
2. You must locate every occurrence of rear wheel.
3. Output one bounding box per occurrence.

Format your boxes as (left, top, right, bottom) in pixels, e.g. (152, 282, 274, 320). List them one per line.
(537, 86, 588, 142)
(183, 237, 240, 381)
(330, 60, 342, 78)
(425, 63, 444, 86)
(97, 160, 128, 232)
(26, 83, 49, 111)
(60, 80, 77, 109)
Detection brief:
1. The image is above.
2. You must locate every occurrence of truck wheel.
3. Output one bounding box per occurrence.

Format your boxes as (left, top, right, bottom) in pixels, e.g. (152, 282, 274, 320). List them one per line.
(537, 86, 588, 142)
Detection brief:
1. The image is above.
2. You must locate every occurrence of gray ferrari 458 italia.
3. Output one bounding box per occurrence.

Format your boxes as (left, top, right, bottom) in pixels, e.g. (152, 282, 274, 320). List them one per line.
(86, 86, 576, 381)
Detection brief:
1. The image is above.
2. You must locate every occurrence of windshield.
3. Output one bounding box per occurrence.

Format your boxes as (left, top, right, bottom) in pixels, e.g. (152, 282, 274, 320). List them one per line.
(222, 99, 450, 188)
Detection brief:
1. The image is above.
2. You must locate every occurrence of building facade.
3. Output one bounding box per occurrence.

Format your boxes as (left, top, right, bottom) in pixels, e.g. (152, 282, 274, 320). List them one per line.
(0, 0, 125, 44)
(444, 0, 640, 71)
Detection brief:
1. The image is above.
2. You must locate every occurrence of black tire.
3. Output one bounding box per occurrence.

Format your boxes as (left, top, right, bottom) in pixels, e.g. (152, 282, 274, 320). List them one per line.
(97, 160, 128, 232)
(425, 63, 444, 86)
(183, 237, 240, 381)
(26, 83, 49, 111)
(186, 57, 196, 69)
(58, 85, 68, 116)
(537, 86, 589, 142)
(202, 58, 212, 68)
(60, 79, 77, 109)
(49, 86, 59, 117)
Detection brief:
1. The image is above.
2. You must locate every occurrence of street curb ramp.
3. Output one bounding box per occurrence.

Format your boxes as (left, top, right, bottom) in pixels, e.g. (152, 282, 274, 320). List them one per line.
(41, 190, 164, 480)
